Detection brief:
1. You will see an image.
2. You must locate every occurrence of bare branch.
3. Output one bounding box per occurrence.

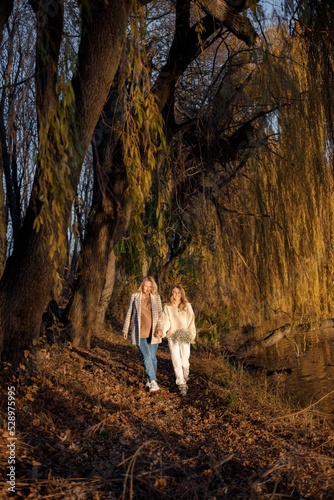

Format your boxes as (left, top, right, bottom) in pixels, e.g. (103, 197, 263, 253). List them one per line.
(200, 0, 259, 46)
(0, 0, 14, 43)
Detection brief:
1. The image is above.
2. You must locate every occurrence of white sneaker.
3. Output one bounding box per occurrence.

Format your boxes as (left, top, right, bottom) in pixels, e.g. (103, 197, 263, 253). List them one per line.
(179, 384, 188, 396)
(149, 380, 160, 392)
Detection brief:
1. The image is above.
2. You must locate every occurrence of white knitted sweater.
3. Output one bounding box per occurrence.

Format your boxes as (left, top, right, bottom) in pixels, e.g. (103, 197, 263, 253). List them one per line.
(163, 303, 196, 340)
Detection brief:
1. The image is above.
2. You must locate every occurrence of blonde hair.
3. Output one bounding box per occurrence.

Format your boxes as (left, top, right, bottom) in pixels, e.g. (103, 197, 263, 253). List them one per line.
(137, 276, 159, 295)
(169, 284, 189, 311)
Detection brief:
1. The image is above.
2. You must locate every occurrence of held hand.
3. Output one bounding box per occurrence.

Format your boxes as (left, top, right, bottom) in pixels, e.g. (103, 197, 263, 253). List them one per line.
(154, 329, 163, 338)
(123, 332, 128, 339)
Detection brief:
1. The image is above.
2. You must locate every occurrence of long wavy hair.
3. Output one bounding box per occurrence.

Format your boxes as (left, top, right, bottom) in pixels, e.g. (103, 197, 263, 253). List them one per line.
(169, 284, 189, 311)
(137, 276, 159, 295)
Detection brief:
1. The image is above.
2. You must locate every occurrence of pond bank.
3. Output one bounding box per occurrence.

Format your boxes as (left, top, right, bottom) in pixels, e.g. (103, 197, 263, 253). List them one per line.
(224, 323, 334, 419)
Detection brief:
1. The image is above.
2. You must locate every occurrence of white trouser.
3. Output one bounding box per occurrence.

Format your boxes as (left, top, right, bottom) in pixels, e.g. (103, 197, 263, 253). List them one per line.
(168, 339, 190, 386)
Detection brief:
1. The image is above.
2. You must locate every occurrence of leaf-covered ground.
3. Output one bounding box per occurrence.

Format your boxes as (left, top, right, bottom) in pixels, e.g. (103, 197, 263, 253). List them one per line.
(1, 326, 333, 499)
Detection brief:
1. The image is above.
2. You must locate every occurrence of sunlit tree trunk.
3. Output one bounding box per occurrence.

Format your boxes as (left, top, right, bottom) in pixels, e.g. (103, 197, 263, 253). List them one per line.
(65, 161, 131, 348)
(64, 76, 132, 347)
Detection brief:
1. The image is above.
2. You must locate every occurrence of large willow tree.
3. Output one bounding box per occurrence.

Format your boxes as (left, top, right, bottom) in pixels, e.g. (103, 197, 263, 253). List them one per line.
(59, 0, 259, 348)
(112, 3, 334, 332)
(0, 0, 259, 365)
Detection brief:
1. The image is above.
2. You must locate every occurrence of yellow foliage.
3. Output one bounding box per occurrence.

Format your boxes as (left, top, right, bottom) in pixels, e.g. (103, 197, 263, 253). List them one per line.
(33, 75, 77, 290)
(117, 5, 167, 251)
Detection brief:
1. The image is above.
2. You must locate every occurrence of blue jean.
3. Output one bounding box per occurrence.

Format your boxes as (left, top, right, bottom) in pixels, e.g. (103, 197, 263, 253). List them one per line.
(138, 338, 159, 382)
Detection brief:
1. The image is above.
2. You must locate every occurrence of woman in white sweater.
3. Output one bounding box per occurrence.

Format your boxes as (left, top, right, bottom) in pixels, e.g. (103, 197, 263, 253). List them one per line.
(163, 285, 196, 396)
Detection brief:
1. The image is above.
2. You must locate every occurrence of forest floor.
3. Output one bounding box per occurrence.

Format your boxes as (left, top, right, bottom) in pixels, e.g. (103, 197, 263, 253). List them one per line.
(0, 325, 334, 499)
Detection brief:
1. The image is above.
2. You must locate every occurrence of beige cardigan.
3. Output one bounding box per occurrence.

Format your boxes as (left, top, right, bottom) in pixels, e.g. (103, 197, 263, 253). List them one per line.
(122, 292, 164, 345)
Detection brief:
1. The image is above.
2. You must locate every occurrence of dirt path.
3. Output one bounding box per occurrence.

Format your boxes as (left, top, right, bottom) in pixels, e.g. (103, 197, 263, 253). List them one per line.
(1, 327, 333, 499)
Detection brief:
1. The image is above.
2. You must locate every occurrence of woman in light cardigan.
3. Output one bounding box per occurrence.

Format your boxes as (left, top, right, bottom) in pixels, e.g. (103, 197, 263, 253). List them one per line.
(163, 285, 196, 396)
(122, 276, 164, 392)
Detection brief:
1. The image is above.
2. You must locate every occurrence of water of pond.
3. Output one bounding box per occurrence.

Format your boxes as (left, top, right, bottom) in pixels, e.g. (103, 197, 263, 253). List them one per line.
(226, 328, 334, 418)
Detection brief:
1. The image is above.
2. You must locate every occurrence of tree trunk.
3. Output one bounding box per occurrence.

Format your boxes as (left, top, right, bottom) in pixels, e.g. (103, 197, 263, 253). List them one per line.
(0, 0, 64, 365)
(67, 249, 116, 348)
(96, 250, 116, 327)
(65, 183, 131, 348)
(65, 87, 132, 347)
(0, 208, 54, 361)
